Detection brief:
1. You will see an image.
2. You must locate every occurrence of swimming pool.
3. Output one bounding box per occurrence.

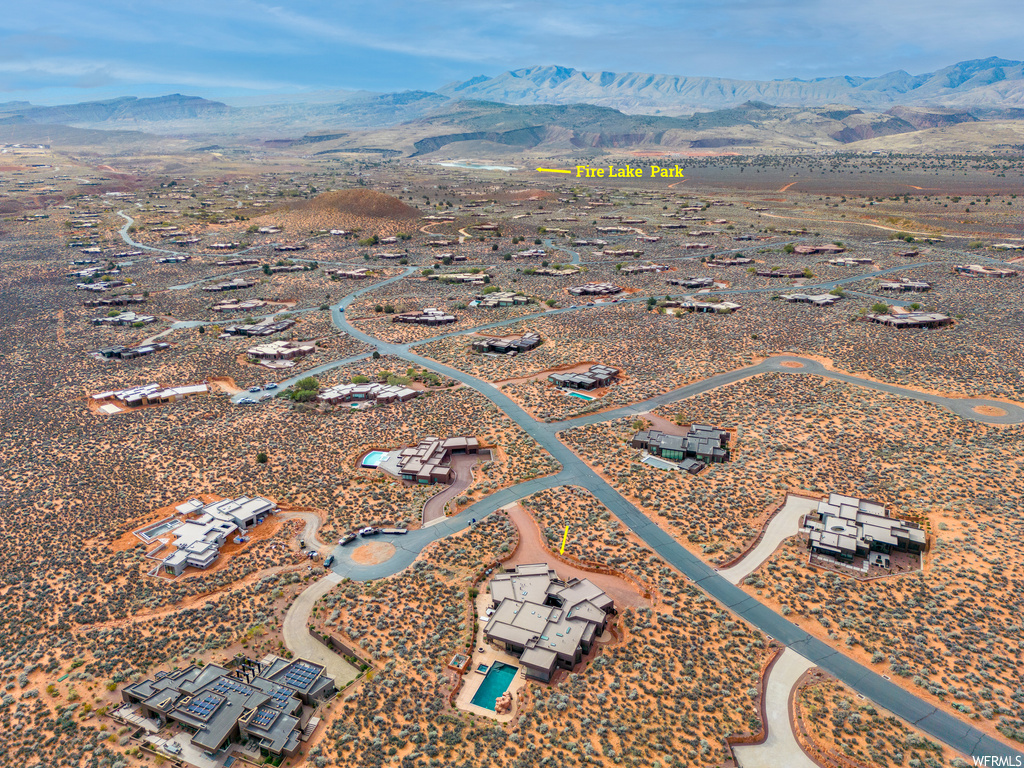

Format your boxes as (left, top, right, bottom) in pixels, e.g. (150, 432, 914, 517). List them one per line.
(567, 391, 595, 401)
(470, 662, 517, 710)
(361, 451, 387, 468)
(136, 518, 182, 541)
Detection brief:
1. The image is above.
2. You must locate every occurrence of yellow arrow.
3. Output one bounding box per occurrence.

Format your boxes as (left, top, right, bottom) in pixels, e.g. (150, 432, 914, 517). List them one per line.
(560, 525, 569, 554)
(537, 167, 571, 174)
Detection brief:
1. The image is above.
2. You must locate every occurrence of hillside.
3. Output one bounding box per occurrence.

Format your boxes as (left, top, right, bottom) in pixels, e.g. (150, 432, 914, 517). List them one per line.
(251, 189, 422, 235)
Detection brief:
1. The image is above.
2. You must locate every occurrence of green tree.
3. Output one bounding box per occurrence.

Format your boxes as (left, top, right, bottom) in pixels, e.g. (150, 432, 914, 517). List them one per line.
(256, 452, 268, 464)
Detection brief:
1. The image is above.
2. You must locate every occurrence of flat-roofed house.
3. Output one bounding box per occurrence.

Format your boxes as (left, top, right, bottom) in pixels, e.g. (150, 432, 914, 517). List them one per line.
(392, 308, 458, 326)
(472, 331, 541, 355)
(247, 340, 316, 362)
(865, 311, 952, 329)
(632, 424, 731, 464)
(803, 493, 927, 565)
(878, 279, 931, 293)
(568, 282, 622, 296)
(318, 382, 418, 406)
(548, 364, 619, 390)
(783, 292, 841, 306)
(121, 655, 335, 758)
(953, 264, 1017, 278)
(483, 564, 615, 682)
(387, 436, 479, 484)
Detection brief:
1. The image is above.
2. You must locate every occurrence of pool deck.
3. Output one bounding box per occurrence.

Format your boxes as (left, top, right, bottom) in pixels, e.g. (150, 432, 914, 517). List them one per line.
(360, 450, 391, 469)
(134, 517, 182, 542)
(454, 590, 528, 721)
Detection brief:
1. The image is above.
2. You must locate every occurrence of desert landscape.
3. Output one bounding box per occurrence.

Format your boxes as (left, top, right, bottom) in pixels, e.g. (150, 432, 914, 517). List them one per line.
(3, 19, 1024, 768)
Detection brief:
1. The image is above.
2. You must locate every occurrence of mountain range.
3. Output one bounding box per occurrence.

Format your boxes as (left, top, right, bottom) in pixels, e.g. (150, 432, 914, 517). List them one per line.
(0, 58, 1021, 154)
(438, 58, 1024, 114)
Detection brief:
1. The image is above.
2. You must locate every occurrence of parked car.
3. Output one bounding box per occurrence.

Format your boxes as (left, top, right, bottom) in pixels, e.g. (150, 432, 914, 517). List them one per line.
(339, 533, 357, 545)
(323, 555, 335, 568)
(264, 382, 278, 390)
(359, 526, 380, 537)
(164, 742, 182, 755)
(248, 386, 261, 393)
(238, 397, 256, 405)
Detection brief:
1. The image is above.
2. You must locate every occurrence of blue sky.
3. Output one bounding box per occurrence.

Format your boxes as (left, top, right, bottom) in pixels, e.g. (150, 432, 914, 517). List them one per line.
(1, 0, 1020, 104)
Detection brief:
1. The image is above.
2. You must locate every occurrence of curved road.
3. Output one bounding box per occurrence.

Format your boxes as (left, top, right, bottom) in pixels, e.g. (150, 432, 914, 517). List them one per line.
(128, 216, 1020, 759)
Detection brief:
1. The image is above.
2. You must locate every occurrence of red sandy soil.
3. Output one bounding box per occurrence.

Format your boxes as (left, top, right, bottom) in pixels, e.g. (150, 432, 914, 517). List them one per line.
(351, 541, 396, 565)
(208, 375, 242, 394)
(780, 361, 805, 368)
(504, 502, 649, 611)
(973, 405, 1007, 416)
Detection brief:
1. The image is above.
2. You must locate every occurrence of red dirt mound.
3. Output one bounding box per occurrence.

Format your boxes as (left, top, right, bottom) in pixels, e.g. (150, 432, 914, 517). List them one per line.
(286, 189, 421, 220)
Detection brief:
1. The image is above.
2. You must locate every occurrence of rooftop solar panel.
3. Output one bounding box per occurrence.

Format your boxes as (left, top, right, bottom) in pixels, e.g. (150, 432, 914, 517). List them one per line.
(252, 707, 277, 728)
(212, 679, 254, 697)
(181, 692, 223, 721)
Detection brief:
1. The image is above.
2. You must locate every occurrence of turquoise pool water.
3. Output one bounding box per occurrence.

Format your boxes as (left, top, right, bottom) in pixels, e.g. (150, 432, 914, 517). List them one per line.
(470, 662, 517, 710)
(568, 391, 595, 401)
(361, 451, 387, 468)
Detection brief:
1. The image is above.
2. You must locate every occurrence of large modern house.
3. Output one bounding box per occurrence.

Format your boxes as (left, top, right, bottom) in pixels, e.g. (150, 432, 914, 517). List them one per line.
(952, 264, 1017, 278)
(388, 436, 480, 484)
(631, 424, 731, 465)
(121, 655, 335, 758)
(783, 292, 842, 306)
(865, 311, 952, 329)
(472, 331, 541, 355)
(548, 364, 619, 390)
(158, 496, 276, 576)
(568, 282, 622, 296)
(803, 493, 927, 566)
(473, 291, 531, 308)
(392, 308, 458, 325)
(318, 381, 418, 406)
(484, 564, 615, 682)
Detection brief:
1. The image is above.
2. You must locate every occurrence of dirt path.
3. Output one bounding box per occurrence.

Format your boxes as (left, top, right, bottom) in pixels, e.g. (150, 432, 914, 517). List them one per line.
(779, 182, 797, 192)
(279, 509, 329, 549)
(504, 502, 648, 610)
